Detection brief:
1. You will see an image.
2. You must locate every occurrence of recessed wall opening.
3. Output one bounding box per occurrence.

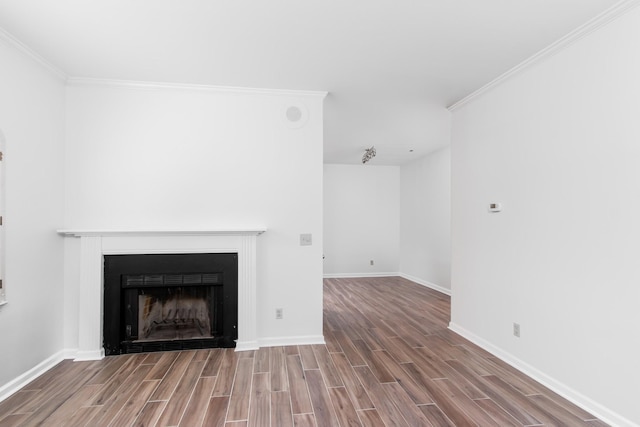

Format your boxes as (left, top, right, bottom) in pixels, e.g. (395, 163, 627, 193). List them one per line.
(103, 253, 238, 355)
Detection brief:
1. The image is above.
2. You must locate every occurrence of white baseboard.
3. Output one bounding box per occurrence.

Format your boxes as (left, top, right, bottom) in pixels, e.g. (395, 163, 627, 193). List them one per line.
(73, 349, 105, 361)
(235, 340, 259, 352)
(323, 272, 400, 279)
(0, 334, 324, 403)
(398, 273, 451, 296)
(257, 335, 325, 348)
(236, 335, 325, 351)
(0, 351, 66, 403)
(448, 322, 639, 427)
(62, 348, 79, 360)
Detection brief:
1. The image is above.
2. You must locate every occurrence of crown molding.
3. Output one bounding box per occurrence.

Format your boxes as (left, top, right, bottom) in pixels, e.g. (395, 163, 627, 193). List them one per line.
(66, 77, 328, 99)
(448, 0, 640, 112)
(0, 27, 67, 81)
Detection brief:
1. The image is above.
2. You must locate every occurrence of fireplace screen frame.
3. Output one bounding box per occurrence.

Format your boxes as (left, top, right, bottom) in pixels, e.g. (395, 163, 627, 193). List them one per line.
(103, 252, 238, 355)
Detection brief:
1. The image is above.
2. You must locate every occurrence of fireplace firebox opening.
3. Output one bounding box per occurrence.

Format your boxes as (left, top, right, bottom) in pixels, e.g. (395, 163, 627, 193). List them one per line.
(103, 253, 238, 355)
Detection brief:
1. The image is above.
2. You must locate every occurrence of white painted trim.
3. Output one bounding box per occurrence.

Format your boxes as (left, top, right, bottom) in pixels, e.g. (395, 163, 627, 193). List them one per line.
(73, 349, 105, 362)
(258, 335, 325, 348)
(0, 27, 67, 81)
(237, 235, 258, 352)
(235, 341, 259, 352)
(448, 322, 639, 427)
(77, 236, 103, 361)
(59, 232, 262, 357)
(62, 348, 79, 360)
(0, 351, 66, 403)
(448, 0, 640, 112)
(66, 77, 328, 99)
(323, 272, 401, 279)
(398, 273, 451, 296)
(57, 228, 266, 237)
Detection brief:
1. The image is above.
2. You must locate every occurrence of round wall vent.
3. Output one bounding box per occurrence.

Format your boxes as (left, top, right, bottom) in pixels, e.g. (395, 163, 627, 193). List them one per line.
(283, 102, 308, 129)
(286, 106, 303, 123)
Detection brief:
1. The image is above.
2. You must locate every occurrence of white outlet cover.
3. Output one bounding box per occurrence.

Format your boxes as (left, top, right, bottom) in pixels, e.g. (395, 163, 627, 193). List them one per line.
(489, 202, 502, 213)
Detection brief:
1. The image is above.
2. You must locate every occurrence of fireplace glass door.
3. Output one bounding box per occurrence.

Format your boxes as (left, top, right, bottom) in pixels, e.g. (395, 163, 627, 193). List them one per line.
(121, 282, 222, 345)
(104, 253, 237, 355)
(137, 287, 213, 341)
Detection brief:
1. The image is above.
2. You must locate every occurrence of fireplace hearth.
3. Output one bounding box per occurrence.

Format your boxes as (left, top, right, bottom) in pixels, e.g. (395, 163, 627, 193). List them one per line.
(103, 253, 238, 355)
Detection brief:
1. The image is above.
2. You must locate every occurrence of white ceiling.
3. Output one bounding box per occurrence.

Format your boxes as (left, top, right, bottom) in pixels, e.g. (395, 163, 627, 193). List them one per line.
(0, 0, 620, 164)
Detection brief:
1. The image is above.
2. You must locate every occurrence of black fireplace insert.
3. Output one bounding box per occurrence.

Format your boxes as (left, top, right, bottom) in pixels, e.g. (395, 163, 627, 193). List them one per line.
(103, 253, 238, 355)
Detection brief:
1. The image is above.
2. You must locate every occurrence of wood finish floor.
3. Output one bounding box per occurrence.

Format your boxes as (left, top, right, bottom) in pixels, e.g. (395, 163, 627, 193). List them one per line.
(0, 276, 608, 426)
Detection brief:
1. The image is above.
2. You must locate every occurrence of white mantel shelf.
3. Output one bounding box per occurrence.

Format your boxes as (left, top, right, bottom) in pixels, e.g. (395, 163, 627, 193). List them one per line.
(57, 228, 267, 237)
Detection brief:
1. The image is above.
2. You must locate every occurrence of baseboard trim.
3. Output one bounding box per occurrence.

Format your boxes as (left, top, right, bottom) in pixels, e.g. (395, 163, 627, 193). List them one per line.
(0, 335, 324, 403)
(323, 272, 400, 279)
(257, 335, 325, 348)
(73, 349, 105, 362)
(62, 348, 79, 360)
(0, 351, 66, 403)
(398, 273, 451, 296)
(235, 340, 260, 352)
(448, 322, 638, 427)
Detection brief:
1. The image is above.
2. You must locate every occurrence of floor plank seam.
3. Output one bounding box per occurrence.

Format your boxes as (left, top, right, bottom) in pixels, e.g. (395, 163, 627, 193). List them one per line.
(0, 277, 612, 427)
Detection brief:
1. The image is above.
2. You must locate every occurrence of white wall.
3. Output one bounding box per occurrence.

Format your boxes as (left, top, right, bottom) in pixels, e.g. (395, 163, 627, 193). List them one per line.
(450, 6, 640, 426)
(0, 37, 66, 389)
(323, 164, 400, 276)
(400, 147, 451, 293)
(63, 82, 325, 346)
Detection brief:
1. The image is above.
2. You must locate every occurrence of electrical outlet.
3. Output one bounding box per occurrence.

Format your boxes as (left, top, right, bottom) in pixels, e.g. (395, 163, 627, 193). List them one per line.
(513, 322, 520, 338)
(370, 260, 374, 266)
(276, 308, 283, 320)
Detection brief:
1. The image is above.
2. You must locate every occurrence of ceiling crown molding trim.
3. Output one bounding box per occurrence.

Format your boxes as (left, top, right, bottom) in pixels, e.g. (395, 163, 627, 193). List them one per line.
(448, 0, 640, 112)
(66, 77, 328, 99)
(0, 27, 67, 81)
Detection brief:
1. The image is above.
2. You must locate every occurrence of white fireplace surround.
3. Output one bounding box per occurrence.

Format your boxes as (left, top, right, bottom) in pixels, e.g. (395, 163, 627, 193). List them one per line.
(58, 228, 266, 360)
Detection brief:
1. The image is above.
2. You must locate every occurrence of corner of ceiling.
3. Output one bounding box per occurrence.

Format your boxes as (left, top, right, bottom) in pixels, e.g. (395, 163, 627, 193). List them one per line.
(0, 26, 67, 82)
(447, 0, 640, 113)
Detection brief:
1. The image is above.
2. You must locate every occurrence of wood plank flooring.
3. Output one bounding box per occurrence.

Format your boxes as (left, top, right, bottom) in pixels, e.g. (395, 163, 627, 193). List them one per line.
(0, 276, 608, 426)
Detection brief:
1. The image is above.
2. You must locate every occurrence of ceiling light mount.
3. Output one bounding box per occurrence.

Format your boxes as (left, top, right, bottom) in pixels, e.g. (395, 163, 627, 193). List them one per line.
(362, 146, 376, 164)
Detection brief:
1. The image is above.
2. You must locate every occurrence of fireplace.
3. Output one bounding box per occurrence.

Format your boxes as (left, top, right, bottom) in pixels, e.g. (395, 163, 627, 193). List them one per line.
(103, 253, 238, 355)
(57, 229, 264, 360)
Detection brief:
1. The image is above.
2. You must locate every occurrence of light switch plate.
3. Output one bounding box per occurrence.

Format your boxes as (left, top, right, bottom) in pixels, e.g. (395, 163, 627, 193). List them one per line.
(300, 233, 312, 246)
